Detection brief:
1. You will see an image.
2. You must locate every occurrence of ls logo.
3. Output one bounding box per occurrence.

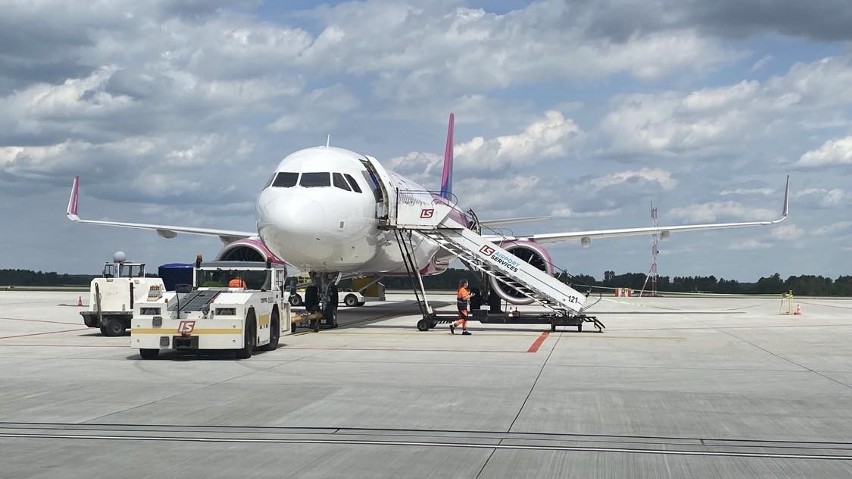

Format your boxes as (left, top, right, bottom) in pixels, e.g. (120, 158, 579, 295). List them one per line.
(479, 245, 495, 256)
(420, 208, 434, 218)
(178, 320, 196, 336)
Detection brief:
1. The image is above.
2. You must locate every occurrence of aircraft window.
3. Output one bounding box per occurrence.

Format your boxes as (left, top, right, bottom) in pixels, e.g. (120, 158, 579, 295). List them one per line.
(264, 173, 276, 188)
(300, 172, 331, 187)
(344, 174, 362, 193)
(332, 173, 351, 191)
(272, 172, 299, 187)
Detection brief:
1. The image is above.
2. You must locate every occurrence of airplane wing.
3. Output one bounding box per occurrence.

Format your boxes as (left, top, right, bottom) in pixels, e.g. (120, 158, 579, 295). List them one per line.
(66, 176, 256, 244)
(479, 216, 550, 228)
(483, 176, 790, 246)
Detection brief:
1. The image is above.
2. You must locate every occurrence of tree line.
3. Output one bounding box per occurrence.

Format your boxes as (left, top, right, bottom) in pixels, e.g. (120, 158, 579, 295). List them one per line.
(373, 269, 852, 296)
(0, 269, 95, 287)
(2, 268, 851, 296)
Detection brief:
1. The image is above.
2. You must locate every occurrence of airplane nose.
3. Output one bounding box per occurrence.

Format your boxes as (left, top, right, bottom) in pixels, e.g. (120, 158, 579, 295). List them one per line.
(258, 191, 327, 241)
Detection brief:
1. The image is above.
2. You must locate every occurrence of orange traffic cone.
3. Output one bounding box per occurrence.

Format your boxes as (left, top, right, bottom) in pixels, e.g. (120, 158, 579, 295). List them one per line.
(794, 304, 802, 315)
(77, 296, 83, 307)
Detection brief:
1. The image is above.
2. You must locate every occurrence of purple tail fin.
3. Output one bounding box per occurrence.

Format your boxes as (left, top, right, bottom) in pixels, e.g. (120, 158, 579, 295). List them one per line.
(439, 113, 454, 200)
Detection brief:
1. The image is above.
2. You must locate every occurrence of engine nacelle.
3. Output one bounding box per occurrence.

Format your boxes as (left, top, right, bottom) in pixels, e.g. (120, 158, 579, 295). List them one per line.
(489, 240, 554, 305)
(215, 237, 286, 265)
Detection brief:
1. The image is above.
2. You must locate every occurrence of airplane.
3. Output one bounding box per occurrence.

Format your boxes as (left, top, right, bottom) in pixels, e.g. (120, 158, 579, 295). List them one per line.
(67, 113, 790, 325)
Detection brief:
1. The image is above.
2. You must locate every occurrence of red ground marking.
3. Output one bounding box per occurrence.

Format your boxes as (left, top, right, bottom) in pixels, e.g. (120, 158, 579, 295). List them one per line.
(526, 331, 550, 353)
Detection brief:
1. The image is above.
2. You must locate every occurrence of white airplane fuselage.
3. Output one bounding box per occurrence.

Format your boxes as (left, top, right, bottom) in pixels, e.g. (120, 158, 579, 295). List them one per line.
(256, 146, 458, 275)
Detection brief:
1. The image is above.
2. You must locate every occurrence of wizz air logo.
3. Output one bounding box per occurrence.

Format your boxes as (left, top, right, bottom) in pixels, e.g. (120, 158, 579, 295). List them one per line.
(479, 245, 495, 256)
(420, 208, 434, 218)
(178, 321, 196, 336)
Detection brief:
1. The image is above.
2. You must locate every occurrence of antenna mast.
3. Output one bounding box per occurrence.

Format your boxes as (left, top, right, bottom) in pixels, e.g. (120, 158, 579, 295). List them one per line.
(639, 203, 659, 297)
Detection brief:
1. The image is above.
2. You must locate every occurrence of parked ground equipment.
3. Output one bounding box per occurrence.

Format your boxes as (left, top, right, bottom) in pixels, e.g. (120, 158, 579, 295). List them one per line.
(131, 259, 290, 359)
(80, 251, 165, 337)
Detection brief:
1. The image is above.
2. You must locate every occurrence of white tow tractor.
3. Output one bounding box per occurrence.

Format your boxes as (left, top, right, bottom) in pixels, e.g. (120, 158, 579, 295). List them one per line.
(80, 251, 166, 337)
(131, 259, 291, 360)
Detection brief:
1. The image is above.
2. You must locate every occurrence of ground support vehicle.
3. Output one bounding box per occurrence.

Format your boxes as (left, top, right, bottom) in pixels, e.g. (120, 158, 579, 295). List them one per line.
(80, 255, 165, 337)
(131, 260, 291, 359)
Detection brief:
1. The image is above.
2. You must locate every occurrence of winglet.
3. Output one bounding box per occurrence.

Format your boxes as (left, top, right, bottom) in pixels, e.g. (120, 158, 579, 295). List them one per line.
(67, 176, 80, 221)
(782, 174, 789, 218)
(439, 113, 454, 200)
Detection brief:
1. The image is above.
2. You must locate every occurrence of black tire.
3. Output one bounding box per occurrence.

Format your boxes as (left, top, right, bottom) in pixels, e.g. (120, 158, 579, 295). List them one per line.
(235, 311, 256, 359)
(260, 308, 280, 351)
(103, 318, 126, 337)
(139, 349, 159, 360)
(550, 323, 556, 332)
(344, 294, 358, 307)
(289, 294, 302, 307)
(417, 318, 430, 331)
(577, 322, 583, 333)
(357, 302, 366, 307)
(99, 325, 108, 335)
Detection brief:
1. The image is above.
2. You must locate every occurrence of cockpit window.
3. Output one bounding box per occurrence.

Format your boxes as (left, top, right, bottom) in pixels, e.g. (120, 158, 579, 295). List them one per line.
(272, 172, 299, 187)
(300, 172, 331, 187)
(344, 174, 362, 193)
(332, 173, 351, 191)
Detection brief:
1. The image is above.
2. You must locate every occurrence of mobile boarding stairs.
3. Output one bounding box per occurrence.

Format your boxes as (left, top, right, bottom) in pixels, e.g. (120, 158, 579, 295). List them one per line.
(388, 191, 604, 333)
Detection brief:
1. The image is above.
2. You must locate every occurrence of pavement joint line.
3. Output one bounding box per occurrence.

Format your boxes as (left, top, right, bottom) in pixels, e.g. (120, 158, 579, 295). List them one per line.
(0, 327, 90, 339)
(717, 327, 852, 391)
(597, 298, 763, 312)
(0, 316, 78, 325)
(4, 431, 851, 461)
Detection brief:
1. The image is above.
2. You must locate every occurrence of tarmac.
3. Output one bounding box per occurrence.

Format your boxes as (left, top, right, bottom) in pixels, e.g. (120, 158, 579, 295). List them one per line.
(1, 290, 851, 478)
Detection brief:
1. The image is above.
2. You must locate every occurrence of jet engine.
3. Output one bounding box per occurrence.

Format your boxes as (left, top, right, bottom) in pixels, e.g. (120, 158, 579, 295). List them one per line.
(214, 237, 286, 265)
(489, 240, 554, 305)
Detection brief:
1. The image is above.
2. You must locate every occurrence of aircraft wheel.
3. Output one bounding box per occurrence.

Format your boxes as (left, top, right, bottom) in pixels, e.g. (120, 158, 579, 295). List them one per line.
(577, 322, 583, 333)
(260, 308, 280, 351)
(99, 325, 108, 335)
(235, 311, 256, 359)
(550, 323, 556, 332)
(289, 294, 302, 307)
(139, 349, 159, 360)
(417, 318, 431, 331)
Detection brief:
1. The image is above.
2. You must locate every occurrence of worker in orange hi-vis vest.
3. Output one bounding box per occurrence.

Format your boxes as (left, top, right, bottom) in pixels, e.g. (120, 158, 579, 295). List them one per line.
(449, 278, 473, 335)
(228, 277, 246, 288)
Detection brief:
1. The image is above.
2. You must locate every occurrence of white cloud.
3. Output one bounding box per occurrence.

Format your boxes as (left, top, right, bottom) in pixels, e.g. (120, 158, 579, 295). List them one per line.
(719, 188, 773, 196)
(729, 238, 772, 250)
(589, 168, 677, 191)
(771, 223, 805, 240)
(668, 201, 775, 222)
(796, 136, 852, 167)
(793, 187, 849, 208)
(454, 111, 582, 170)
(601, 56, 852, 157)
(813, 221, 852, 236)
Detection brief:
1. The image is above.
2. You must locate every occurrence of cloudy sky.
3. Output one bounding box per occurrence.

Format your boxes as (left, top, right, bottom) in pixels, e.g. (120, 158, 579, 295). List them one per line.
(1, 0, 850, 281)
